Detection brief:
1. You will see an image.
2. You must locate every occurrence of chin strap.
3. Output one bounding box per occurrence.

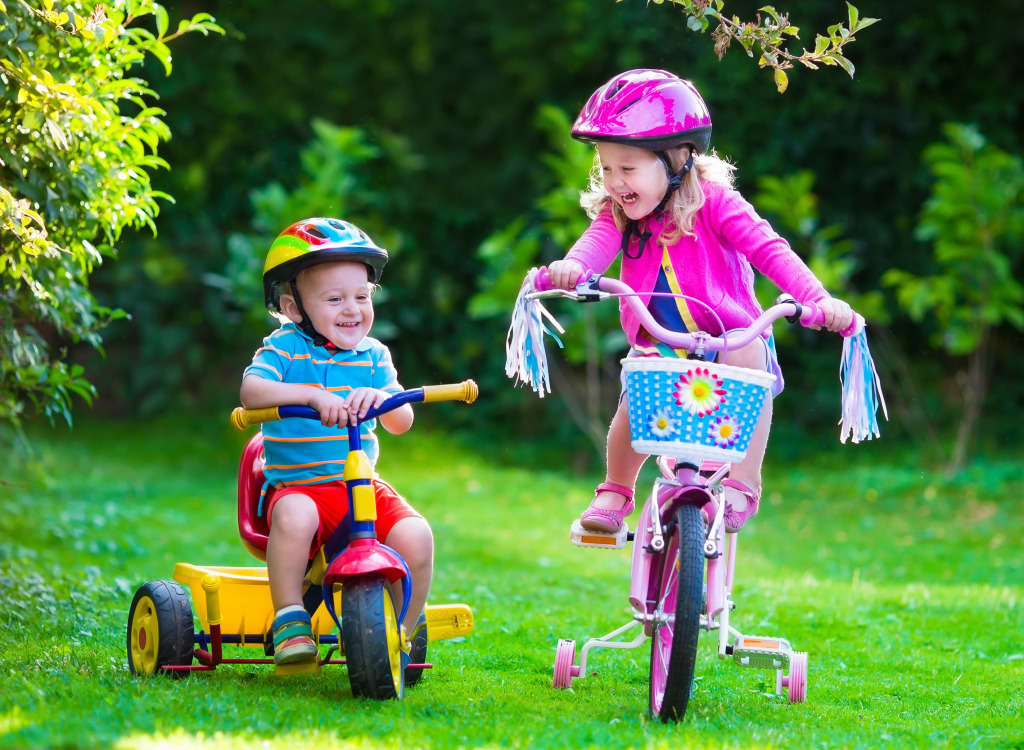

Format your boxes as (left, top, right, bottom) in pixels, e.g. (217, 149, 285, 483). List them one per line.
(655, 152, 693, 214)
(289, 279, 330, 349)
(620, 153, 695, 261)
(620, 221, 653, 260)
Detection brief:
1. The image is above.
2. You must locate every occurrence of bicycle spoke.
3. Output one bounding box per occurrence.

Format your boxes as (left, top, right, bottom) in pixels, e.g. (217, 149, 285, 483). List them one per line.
(659, 565, 678, 610)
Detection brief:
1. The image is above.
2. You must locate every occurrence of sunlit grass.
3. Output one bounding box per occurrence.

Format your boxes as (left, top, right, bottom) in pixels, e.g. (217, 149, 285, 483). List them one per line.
(1, 414, 1022, 749)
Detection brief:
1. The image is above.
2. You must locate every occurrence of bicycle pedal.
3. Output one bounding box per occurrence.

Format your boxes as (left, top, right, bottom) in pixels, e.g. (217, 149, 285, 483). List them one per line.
(732, 635, 793, 670)
(424, 603, 474, 642)
(570, 519, 628, 549)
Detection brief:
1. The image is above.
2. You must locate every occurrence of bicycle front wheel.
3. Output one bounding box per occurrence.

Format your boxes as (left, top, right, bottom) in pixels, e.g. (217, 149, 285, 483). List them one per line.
(649, 503, 706, 721)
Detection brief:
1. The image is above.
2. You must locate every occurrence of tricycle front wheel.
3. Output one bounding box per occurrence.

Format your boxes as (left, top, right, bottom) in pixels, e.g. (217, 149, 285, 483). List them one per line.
(127, 580, 194, 676)
(341, 574, 404, 700)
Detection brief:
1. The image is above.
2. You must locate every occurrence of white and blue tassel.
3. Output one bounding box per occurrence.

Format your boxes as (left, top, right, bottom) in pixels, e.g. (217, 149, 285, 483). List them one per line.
(839, 325, 888, 443)
(505, 268, 564, 397)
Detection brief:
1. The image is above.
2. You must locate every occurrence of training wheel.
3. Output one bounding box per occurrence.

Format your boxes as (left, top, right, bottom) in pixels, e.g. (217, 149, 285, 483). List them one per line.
(776, 650, 808, 703)
(552, 639, 579, 688)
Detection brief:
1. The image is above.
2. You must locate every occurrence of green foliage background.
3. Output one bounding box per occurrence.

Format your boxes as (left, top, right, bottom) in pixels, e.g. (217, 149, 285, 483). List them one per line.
(7, 0, 1023, 461)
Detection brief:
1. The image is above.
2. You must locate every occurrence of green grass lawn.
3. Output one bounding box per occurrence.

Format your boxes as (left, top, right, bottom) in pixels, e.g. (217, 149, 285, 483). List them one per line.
(1, 413, 1022, 749)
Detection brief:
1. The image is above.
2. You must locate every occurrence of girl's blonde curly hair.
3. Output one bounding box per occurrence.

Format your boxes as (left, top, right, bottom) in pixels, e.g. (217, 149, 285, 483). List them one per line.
(580, 145, 736, 245)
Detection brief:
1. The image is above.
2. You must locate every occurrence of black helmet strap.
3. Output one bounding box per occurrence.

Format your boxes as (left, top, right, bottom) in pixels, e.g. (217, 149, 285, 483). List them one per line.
(289, 279, 330, 349)
(620, 221, 653, 260)
(653, 151, 694, 214)
(619, 152, 694, 261)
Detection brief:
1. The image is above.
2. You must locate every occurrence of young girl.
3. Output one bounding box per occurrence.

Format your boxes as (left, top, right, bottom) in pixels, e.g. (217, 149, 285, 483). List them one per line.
(547, 69, 854, 534)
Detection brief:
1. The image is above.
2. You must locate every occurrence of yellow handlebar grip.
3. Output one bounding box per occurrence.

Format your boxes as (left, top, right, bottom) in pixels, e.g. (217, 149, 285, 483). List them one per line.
(230, 406, 281, 430)
(422, 380, 479, 404)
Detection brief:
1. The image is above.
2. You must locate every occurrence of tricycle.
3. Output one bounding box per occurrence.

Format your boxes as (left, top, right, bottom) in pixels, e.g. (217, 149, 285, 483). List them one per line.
(126, 380, 478, 700)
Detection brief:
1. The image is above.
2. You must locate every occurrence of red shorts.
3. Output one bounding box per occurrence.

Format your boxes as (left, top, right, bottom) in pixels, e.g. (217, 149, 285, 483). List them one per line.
(265, 479, 420, 560)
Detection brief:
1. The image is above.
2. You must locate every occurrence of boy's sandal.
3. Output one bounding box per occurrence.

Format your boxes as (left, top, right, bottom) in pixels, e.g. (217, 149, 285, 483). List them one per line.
(271, 609, 319, 665)
(721, 478, 761, 532)
(580, 482, 636, 533)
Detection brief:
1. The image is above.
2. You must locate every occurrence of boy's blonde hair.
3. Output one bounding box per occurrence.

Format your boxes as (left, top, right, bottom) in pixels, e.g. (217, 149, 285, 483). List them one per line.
(580, 145, 736, 245)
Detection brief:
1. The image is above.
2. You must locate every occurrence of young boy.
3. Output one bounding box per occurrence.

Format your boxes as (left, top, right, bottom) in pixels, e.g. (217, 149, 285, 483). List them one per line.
(240, 218, 432, 679)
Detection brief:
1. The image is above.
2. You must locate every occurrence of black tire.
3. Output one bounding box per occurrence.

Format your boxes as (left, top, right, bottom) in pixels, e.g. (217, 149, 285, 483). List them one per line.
(341, 575, 404, 700)
(649, 504, 706, 721)
(404, 610, 428, 688)
(127, 580, 194, 676)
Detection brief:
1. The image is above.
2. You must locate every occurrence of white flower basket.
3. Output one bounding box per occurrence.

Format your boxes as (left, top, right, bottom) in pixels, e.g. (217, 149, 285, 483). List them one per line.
(622, 358, 776, 462)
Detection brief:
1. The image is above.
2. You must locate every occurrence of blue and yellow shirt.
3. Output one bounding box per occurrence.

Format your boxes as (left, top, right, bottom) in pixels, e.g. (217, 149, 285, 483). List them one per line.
(243, 322, 403, 493)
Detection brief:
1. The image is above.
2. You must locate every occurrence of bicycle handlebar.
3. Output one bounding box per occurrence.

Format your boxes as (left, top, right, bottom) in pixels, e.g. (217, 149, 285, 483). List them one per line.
(530, 268, 863, 353)
(230, 379, 479, 430)
(511, 267, 885, 443)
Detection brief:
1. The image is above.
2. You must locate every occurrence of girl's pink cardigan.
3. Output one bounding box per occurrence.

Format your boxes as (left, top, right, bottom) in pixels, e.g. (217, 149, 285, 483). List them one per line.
(564, 181, 831, 348)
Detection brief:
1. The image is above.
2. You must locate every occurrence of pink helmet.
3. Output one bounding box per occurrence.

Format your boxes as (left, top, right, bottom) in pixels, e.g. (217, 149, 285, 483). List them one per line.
(571, 69, 712, 154)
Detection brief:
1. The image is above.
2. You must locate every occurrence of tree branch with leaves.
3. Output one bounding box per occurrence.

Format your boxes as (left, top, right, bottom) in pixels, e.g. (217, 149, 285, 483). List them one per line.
(634, 0, 879, 92)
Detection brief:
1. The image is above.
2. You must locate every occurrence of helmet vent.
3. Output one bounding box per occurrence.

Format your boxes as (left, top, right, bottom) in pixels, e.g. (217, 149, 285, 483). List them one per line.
(327, 219, 346, 230)
(605, 82, 627, 100)
(305, 225, 327, 240)
(616, 96, 643, 114)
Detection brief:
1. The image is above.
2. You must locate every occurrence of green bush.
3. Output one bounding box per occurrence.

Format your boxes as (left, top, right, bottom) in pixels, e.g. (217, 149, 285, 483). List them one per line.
(0, 0, 222, 433)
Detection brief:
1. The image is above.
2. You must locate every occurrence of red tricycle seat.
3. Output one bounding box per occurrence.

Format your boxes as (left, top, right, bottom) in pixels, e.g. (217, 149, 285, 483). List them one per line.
(237, 432, 270, 561)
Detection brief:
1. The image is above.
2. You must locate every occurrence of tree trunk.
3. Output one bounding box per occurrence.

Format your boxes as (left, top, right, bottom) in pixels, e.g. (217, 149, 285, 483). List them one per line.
(947, 325, 992, 476)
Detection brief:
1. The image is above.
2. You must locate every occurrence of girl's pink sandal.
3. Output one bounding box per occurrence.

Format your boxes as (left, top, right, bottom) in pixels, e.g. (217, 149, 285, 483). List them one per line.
(721, 478, 761, 532)
(580, 482, 636, 533)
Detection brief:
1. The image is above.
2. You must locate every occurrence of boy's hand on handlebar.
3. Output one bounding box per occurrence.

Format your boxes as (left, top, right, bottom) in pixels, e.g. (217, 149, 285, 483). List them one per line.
(343, 387, 390, 426)
(813, 297, 855, 333)
(307, 390, 349, 427)
(547, 260, 586, 290)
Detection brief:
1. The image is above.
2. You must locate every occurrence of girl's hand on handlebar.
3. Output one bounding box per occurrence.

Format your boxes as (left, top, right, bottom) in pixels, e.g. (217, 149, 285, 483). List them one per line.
(547, 260, 586, 290)
(812, 297, 855, 333)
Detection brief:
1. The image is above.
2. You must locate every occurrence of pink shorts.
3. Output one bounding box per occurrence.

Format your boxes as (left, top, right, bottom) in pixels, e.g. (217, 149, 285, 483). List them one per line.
(265, 479, 421, 560)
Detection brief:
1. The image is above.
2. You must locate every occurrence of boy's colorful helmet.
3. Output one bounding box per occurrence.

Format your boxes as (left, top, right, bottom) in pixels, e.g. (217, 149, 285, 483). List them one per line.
(571, 69, 712, 154)
(262, 218, 388, 310)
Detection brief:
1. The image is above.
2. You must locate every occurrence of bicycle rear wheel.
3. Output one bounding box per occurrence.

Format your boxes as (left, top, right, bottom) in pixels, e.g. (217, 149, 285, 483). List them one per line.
(649, 503, 706, 721)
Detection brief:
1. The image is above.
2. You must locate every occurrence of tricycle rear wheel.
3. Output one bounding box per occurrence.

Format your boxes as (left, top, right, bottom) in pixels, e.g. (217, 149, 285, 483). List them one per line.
(127, 580, 194, 676)
(341, 574, 404, 700)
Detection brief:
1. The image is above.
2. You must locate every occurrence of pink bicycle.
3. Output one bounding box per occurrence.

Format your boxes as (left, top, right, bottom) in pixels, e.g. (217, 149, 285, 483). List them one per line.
(510, 269, 883, 721)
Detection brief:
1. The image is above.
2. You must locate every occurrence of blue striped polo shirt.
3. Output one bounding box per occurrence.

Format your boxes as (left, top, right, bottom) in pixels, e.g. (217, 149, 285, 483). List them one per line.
(243, 322, 403, 494)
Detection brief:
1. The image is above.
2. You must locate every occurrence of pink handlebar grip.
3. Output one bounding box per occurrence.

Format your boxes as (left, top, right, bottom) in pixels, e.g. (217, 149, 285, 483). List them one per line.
(799, 302, 864, 337)
(533, 266, 592, 293)
(534, 267, 554, 292)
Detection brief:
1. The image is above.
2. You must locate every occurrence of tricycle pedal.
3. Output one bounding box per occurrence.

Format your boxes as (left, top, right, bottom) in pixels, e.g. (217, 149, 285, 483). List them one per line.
(570, 519, 628, 549)
(424, 603, 474, 642)
(273, 658, 321, 676)
(732, 635, 793, 670)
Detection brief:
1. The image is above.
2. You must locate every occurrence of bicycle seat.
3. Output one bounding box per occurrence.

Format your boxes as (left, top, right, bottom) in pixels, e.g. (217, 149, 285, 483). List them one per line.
(237, 432, 270, 561)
